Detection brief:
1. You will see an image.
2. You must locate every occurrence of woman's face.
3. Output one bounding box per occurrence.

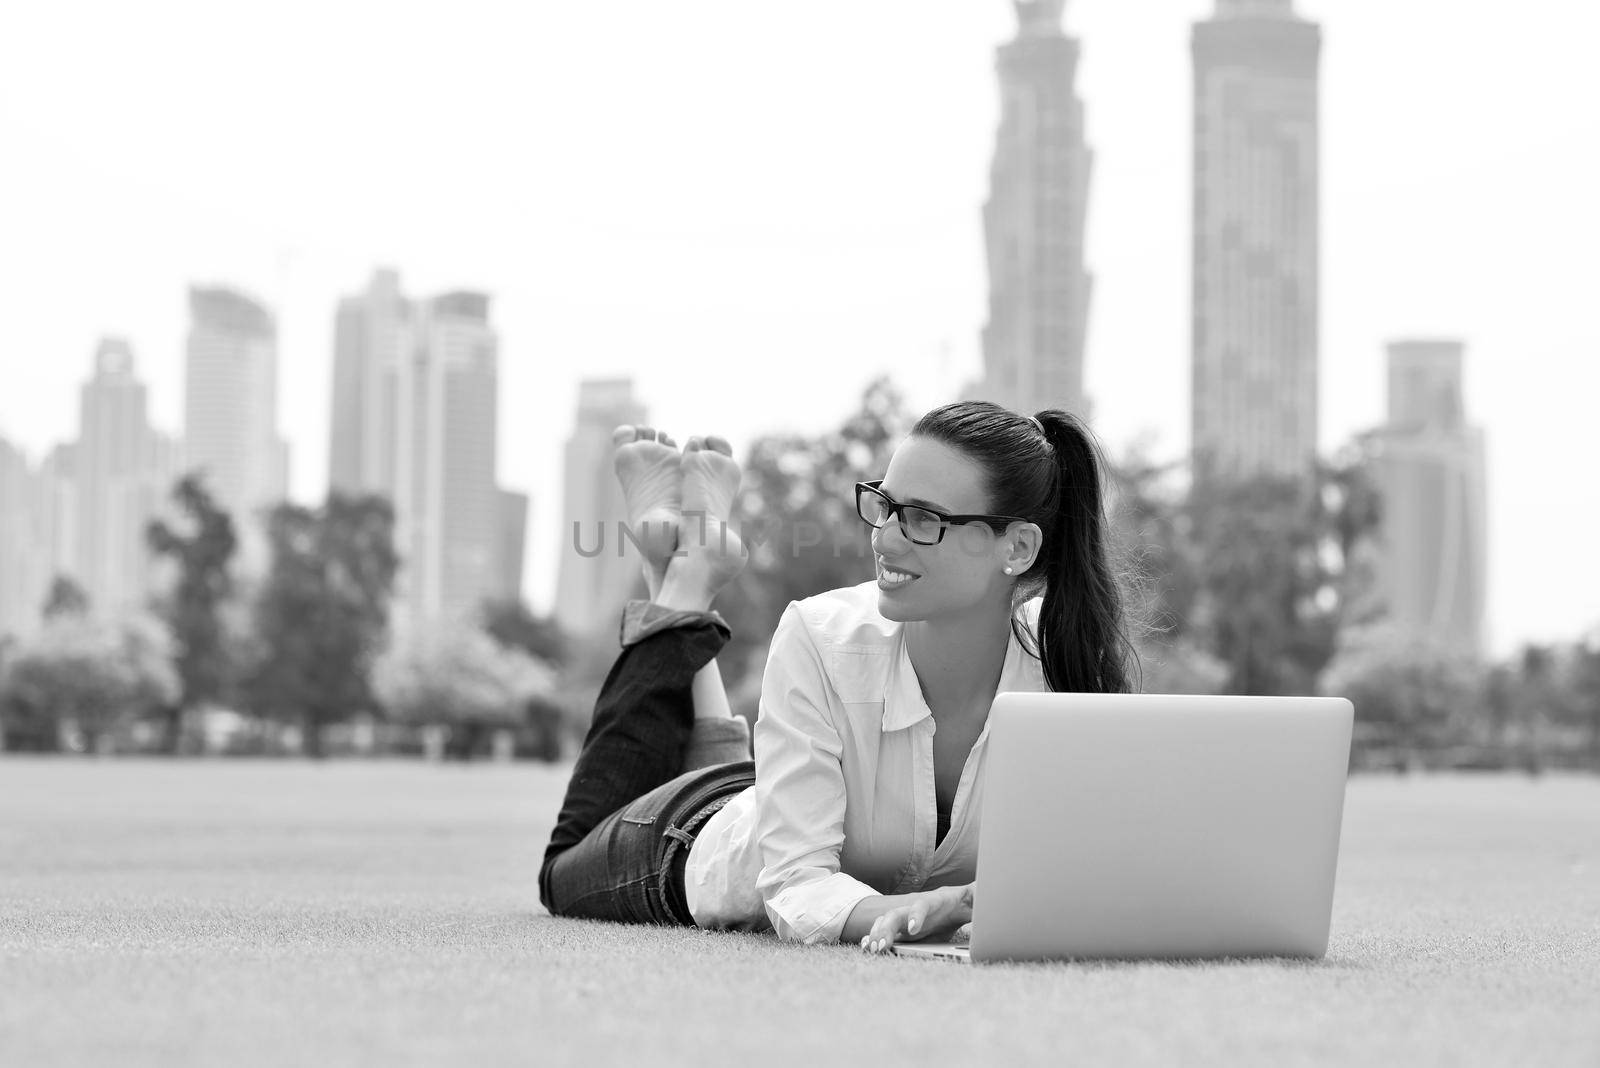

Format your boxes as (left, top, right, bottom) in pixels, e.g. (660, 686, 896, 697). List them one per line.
(869, 436, 1015, 623)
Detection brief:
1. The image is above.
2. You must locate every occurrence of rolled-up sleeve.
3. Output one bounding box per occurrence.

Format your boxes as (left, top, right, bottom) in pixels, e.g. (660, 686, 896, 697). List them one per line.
(753, 603, 880, 943)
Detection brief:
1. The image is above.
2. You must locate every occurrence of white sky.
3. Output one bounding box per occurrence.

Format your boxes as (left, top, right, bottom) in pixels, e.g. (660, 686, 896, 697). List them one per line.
(1, 0, 1596, 657)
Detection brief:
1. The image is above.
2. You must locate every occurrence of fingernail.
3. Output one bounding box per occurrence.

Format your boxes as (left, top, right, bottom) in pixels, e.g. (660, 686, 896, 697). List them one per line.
(908, 918, 919, 933)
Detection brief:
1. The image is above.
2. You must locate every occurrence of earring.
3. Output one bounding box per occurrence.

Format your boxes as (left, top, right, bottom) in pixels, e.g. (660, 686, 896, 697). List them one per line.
(1003, 567, 1013, 575)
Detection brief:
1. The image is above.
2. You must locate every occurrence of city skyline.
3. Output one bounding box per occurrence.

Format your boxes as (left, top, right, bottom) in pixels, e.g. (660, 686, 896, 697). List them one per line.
(2, 1, 1596, 656)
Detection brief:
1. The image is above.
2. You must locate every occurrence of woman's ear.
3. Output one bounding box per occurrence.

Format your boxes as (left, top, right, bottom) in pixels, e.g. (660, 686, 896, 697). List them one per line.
(1002, 522, 1043, 576)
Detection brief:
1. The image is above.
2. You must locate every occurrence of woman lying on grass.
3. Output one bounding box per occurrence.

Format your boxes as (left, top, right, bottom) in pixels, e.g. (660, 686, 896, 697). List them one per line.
(539, 401, 1135, 953)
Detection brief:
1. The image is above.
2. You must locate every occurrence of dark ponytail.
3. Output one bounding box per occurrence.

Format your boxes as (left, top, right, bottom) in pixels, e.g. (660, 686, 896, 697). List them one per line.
(910, 401, 1137, 694)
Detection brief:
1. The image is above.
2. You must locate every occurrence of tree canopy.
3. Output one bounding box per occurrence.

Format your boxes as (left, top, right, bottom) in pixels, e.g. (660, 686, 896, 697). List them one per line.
(245, 494, 398, 757)
(147, 473, 238, 751)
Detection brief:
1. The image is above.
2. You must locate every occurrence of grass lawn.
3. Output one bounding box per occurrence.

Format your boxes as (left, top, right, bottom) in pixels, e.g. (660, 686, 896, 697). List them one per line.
(2, 759, 1597, 1067)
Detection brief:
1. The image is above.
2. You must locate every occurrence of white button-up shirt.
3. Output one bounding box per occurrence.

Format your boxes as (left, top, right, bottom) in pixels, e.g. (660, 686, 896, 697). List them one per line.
(684, 581, 1048, 944)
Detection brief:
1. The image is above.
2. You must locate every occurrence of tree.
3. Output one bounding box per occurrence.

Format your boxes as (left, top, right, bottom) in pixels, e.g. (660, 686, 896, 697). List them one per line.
(1183, 474, 1330, 694)
(246, 494, 398, 758)
(1103, 446, 1203, 692)
(1509, 640, 1600, 770)
(1319, 623, 1483, 766)
(1178, 442, 1384, 697)
(146, 473, 238, 753)
(0, 614, 178, 754)
(374, 626, 557, 759)
(480, 598, 568, 668)
(41, 574, 90, 622)
(1573, 636, 1600, 769)
(1135, 638, 1230, 695)
(1106, 448, 1196, 645)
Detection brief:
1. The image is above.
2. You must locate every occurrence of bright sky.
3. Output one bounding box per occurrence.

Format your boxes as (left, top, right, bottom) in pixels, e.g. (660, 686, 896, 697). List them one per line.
(1, 0, 1596, 657)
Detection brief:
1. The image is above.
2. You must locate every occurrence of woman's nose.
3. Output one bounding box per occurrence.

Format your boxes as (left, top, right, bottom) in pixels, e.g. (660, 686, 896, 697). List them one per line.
(872, 518, 910, 554)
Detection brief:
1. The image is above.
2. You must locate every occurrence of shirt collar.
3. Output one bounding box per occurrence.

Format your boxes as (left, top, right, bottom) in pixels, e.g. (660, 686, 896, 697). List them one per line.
(883, 632, 932, 732)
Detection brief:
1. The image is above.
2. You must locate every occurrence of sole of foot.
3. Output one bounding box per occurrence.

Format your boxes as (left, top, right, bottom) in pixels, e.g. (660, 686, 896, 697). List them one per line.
(669, 435, 746, 600)
(612, 425, 682, 590)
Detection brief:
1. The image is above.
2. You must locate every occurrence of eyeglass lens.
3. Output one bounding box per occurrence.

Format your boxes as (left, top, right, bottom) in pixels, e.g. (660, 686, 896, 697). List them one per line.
(859, 488, 944, 544)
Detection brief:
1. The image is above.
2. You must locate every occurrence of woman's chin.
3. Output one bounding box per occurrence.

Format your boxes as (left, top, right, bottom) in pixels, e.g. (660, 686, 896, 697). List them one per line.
(876, 588, 927, 622)
(876, 590, 910, 621)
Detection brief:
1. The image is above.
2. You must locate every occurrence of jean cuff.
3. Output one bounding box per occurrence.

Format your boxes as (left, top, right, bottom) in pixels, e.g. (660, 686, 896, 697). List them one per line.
(683, 716, 752, 772)
(619, 600, 731, 648)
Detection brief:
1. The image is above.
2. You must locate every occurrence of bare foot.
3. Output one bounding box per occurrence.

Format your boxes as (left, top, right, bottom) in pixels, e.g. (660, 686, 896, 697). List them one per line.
(612, 425, 681, 596)
(657, 436, 746, 609)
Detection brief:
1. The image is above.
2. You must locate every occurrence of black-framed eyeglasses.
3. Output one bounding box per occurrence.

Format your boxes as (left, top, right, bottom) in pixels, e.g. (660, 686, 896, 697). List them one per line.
(854, 480, 1028, 546)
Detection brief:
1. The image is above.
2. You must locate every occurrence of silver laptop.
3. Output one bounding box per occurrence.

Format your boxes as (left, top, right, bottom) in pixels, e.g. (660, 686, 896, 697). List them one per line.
(894, 692, 1354, 964)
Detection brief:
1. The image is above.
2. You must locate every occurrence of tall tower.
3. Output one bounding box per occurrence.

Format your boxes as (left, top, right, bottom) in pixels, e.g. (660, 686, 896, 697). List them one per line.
(554, 378, 647, 637)
(493, 488, 530, 604)
(1190, 0, 1320, 482)
(0, 436, 52, 637)
(966, 0, 1094, 418)
(1376, 340, 1488, 658)
(328, 272, 525, 630)
(329, 268, 407, 497)
(73, 339, 170, 616)
(391, 291, 502, 630)
(185, 286, 290, 568)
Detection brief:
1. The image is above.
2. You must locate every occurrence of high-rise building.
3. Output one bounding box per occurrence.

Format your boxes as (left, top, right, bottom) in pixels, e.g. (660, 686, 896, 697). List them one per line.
(72, 339, 175, 616)
(1375, 340, 1488, 658)
(964, 0, 1093, 419)
(0, 436, 53, 637)
(1190, 0, 1320, 482)
(392, 291, 503, 629)
(330, 268, 407, 497)
(184, 286, 289, 569)
(39, 444, 78, 584)
(328, 272, 521, 630)
(494, 488, 530, 605)
(1, 343, 179, 633)
(554, 378, 646, 637)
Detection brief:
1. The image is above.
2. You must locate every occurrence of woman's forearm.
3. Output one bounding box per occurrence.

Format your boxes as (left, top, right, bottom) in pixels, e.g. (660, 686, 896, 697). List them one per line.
(840, 893, 922, 943)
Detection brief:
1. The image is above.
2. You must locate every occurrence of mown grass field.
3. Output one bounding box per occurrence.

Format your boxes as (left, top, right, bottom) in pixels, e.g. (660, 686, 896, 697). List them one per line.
(2, 758, 1597, 1067)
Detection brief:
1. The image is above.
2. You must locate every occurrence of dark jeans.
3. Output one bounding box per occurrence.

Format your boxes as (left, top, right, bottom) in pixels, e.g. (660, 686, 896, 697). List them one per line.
(539, 608, 755, 926)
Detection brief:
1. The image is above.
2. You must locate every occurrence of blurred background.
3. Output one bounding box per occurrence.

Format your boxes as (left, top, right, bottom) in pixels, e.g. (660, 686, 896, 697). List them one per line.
(1, 0, 1596, 770)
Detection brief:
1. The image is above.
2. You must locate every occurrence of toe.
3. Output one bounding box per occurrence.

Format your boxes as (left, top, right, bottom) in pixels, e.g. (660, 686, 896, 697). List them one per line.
(636, 426, 658, 442)
(704, 435, 734, 457)
(658, 432, 677, 449)
(612, 425, 637, 446)
(684, 436, 704, 452)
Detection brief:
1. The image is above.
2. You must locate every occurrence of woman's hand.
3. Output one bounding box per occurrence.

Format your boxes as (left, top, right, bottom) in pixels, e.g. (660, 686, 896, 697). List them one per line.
(859, 882, 974, 954)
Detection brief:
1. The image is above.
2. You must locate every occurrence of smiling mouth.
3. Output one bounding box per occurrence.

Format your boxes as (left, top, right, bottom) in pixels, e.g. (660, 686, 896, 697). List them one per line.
(877, 559, 920, 587)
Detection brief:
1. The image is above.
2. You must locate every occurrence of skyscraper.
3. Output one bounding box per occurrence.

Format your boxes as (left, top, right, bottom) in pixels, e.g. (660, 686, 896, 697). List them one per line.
(72, 339, 176, 616)
(1191, 0, 1320, 482)
(328, 272, 520, 629)
(0, 436, 52, 637)
(184, 286, 289, 568)
(0, 343, 181, 633)
(1375, 340, 1488, 658)
(965, 0, 1093, 418)
(554, 378, 646, 637)
(494, 488, 530, 605)
(392, 291, 502, 629)
(329, 268, 406, 497)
